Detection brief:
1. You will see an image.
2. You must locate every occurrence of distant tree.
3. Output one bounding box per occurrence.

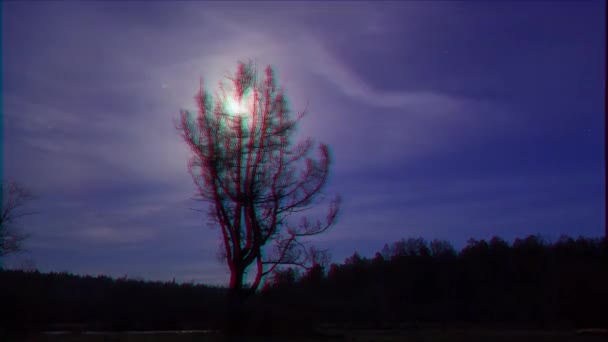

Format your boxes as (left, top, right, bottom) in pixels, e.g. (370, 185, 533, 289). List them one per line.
(429, 239, 457, 258)
(461, 238, 490, 257)
(264, 267, 300, 290)
(298, 246, 330, 286)
(380, 243, 391, 260)
(344, 251, 365, 266)
(371, 252, 385, 265)
(387, 237, 430, 259)
(0, 181, 35, 261)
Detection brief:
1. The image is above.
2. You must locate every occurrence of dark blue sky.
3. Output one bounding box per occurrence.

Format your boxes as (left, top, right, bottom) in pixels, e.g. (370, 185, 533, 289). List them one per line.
(2, 1, 605, 285)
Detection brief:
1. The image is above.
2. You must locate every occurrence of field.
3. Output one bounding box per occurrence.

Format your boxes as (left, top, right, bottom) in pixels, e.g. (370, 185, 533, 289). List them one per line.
(19, 329, 608, 342)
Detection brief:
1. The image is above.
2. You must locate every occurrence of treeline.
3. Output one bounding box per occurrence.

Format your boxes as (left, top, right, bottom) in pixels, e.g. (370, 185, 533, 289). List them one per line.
(0, 271, 228, 334)
(1, 235, 606, 336)
(260, 235, 608, 331)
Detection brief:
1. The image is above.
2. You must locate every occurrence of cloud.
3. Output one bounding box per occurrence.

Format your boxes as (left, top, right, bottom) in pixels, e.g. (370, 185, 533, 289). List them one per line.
(76, 225, 158, 245)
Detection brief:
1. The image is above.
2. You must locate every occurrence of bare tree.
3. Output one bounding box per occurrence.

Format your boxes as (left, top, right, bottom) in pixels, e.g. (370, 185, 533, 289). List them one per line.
(177, 61, 340, 297)
(0, 181, 35, 259)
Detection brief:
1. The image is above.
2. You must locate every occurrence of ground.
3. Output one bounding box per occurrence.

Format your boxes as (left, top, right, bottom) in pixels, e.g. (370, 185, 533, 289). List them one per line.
(19, 329, 608, 342)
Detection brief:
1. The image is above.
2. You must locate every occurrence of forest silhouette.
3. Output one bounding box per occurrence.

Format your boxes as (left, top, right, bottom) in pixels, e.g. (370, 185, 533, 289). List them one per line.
(1, 234, 606, 337)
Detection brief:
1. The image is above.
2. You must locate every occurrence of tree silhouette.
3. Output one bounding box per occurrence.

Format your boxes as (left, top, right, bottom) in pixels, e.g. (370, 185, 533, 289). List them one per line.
(178, 61, 340, 330)
(0, 181, 35, 261)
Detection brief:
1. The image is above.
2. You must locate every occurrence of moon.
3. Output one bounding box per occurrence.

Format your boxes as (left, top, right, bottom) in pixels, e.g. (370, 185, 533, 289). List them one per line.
(226, 96, 246, 115)
(225, 91, 254, 122)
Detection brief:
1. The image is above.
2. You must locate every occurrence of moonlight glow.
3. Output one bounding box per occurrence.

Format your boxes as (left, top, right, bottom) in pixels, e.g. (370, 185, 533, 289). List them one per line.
(226, 97, 246, 115)
(224, 90, 255, 124)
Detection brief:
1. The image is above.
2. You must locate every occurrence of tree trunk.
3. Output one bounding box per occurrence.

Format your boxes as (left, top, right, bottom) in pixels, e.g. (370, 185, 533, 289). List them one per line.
(225, 267, 247, 335)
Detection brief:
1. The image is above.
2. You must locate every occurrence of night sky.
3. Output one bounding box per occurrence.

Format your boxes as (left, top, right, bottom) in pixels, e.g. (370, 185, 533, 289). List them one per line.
(2, 1, 605, 285)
